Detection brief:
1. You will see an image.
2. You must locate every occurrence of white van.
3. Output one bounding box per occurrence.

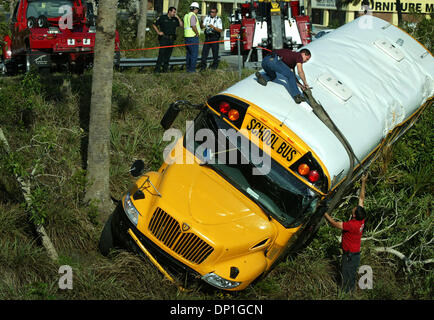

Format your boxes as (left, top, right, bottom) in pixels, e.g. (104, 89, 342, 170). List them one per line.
(223, 29, 231, 52)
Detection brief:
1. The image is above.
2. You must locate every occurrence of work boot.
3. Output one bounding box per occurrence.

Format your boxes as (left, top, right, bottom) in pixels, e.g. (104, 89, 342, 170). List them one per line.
(198, 63, 206, 72)
(293, 95, 306, 104)
(255, 72, 267, 86)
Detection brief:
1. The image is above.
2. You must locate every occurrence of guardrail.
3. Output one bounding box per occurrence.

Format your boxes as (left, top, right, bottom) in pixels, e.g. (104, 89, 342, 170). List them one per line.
(0, 53, 236, 75)
(119, 53, 232, 68)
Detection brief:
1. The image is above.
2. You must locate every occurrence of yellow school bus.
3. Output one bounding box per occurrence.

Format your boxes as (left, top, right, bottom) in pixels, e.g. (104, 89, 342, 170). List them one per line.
(100, 16, 433, 290)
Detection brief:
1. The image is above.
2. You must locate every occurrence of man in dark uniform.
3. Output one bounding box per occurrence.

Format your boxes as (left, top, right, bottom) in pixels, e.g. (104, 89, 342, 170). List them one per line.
(323, 174, 368, 293)
(255, 48, 311, 104)
(152, 7, 183, 73)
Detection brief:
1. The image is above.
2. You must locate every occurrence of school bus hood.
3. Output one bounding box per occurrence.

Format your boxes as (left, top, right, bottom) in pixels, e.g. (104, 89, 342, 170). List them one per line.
(157, 163, 274, 230)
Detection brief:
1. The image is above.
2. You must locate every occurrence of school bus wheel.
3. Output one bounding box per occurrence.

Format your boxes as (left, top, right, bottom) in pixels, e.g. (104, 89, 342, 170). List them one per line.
(99, 213, 115, 256)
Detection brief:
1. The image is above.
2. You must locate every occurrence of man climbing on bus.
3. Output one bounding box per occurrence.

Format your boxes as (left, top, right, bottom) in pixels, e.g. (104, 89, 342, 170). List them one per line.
(323, 174, 368, 293)
(255, 48, 311, 104)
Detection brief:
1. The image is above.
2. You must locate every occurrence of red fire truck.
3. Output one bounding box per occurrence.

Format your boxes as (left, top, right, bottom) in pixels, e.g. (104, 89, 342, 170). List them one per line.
(230, 0, 312, 68)
(1, 0, 120, 74)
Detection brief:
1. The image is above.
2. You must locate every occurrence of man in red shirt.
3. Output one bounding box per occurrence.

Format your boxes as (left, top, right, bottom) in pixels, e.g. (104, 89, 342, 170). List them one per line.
(255, 48, 311, 104)
(324, 174, 367, 293)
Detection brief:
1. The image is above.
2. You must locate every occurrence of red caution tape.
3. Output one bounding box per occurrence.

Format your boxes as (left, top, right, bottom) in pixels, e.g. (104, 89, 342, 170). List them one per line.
(15, 39, 232, 56)
(257, 46, 273, 52)
(119, 39, 228, 52)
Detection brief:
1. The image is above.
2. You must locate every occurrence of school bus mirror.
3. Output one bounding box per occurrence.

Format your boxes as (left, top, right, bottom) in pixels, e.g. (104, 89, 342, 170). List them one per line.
(161, 103, 181, 130)
(130, 160, 145, 177)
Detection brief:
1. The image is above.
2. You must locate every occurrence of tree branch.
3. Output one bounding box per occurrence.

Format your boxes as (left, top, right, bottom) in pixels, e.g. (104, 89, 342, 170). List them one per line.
(373, 246, 433, 273)
(0, 127, 58, 262)
(389, 230, 421, 249)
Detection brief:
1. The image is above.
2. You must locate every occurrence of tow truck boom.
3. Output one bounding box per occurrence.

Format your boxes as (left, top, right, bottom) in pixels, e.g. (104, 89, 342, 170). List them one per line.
(230, 0, 312, 68)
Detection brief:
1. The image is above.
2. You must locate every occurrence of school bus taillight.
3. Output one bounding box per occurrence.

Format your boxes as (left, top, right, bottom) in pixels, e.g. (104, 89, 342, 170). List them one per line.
(219, 101, 230, 113)
(308, 170, 320, 183)
(298, 163, 320, 183)
(218, 101, 240, 121)
(208, 95, 248, 129)
(298, 164, 310, 176)
(228, 109, 240, 121)
(291, 152, 327, 192)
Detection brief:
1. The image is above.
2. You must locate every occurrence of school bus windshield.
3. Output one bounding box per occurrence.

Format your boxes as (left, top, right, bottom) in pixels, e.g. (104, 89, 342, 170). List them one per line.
(184, 109, 319, 228)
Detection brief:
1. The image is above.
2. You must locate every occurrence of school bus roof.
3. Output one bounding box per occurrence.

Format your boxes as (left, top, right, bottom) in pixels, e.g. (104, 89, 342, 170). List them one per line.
(223, 16, 434, 188)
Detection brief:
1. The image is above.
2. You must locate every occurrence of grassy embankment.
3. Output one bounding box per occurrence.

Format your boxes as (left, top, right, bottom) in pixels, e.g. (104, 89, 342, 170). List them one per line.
(0, 68, 432, 300)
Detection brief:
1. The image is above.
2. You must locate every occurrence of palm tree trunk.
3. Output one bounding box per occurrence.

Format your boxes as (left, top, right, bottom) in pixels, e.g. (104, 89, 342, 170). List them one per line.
(306, 0, 312, 17)
(137, 0, 148, 48)
(84, 0, 118, 221)
(9, 0, 17, 17)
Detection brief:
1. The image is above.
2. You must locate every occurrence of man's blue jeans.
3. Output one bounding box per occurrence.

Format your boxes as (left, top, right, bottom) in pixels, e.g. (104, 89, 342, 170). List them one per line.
(342, 252, 361, 293)
(185, 36, 199, 72)
(261, 54, 302, 98)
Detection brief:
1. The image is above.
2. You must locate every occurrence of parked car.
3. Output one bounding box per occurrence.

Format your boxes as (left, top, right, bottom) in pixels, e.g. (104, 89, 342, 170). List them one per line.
(223, 29, 231, 52)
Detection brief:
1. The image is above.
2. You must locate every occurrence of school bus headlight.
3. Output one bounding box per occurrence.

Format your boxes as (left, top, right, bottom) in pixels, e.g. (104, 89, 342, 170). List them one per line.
(202, 272, 241, 289)
(123, 193, 139, 226)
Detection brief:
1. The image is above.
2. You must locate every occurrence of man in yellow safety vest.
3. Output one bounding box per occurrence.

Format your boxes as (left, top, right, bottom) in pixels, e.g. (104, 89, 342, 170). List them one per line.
(183, 2, 202, 72)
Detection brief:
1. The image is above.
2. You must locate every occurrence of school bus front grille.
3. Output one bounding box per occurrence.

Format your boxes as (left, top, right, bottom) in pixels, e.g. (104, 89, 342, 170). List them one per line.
(148, 208, 214, 264)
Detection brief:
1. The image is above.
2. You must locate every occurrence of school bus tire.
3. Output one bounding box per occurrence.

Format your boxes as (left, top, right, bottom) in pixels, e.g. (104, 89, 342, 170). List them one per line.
(99, 213, 115, 256)
(287, 207, 326, 255)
